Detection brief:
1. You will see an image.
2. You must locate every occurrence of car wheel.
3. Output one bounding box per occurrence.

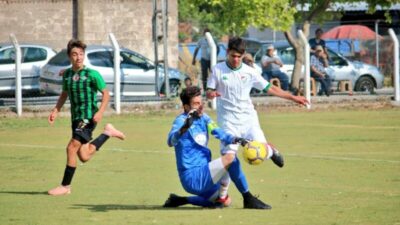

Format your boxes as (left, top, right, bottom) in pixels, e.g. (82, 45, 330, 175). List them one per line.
(355, 76, 375, 93)
(161, 79, 180, 97)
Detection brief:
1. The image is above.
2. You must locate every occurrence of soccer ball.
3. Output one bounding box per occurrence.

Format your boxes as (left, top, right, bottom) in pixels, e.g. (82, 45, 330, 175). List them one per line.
(242, 141, 267, 165)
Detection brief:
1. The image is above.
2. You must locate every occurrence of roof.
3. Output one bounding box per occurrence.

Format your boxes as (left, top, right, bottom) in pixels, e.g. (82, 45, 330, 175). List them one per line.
(297, 3, 400, 12)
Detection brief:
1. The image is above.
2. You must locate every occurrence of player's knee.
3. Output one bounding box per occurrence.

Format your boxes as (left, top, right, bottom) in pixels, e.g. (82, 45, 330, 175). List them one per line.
(222, 153, 235, 166)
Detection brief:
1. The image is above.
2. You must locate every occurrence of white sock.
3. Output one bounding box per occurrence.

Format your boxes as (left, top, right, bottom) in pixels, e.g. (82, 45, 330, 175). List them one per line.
(219, 173, 231, 198)
(265, 143, 273, 159)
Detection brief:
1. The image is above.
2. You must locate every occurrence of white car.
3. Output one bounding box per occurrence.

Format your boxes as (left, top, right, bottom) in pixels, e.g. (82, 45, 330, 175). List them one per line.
(0, 44, 56, 95)
(40, 45, 187, 97)
(254, 41, 384, 93)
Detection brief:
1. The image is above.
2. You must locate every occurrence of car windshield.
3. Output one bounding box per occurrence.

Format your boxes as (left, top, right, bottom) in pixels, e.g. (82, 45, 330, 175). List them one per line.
(254, 45, 295, 65)
(47, 50, 70, 66)
(88, 51, 114, 67)
(277, 47, 295, 64)
(23, 47, 47, 63)
(0, 48, 15, 64)
(120, 51, 151, 69)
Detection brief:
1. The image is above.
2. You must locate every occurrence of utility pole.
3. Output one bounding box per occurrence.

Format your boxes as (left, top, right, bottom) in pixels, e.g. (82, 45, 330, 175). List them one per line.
(152, 0, 169, 97)
(77, 0, 85, 41)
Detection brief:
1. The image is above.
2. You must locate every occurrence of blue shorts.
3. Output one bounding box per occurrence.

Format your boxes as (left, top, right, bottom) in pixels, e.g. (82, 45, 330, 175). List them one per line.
(180, 164, 220, 200)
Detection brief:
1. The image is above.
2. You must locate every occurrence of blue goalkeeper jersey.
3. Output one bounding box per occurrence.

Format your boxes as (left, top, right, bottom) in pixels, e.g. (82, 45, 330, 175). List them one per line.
(167, 112, 235, 176)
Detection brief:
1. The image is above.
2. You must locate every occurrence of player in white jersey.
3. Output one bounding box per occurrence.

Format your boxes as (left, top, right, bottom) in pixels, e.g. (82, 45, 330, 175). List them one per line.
(207, 37, 308, 206)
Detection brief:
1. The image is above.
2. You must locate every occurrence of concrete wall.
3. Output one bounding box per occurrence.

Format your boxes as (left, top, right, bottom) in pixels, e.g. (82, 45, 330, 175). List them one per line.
(0, 0, 178, 67)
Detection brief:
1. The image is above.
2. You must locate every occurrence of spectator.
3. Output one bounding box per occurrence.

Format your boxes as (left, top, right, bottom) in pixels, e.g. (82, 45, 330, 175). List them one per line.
(192, 28, 220, 92)
(261, 45, 289, 91)
(309, 28, 328, 56)
(311, 45, 331, 96)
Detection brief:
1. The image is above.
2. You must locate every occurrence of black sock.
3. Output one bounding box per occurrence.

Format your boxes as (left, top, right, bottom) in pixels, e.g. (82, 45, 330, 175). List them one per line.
(61, 165, 76, 186)
(91, 134, 110, 151)
(242, 191, 253, 200)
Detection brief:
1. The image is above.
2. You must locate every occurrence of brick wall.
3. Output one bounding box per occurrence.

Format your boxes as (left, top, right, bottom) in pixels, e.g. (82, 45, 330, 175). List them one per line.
(0, 0, 178, 67)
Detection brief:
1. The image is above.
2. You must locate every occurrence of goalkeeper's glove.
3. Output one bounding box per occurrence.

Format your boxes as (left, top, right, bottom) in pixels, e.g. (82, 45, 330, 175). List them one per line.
(180, 109, 200, 134)
(233, 137, 251, 147)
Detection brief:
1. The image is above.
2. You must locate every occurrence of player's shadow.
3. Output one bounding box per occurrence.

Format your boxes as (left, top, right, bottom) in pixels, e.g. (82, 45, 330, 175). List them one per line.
(0, 191, 47, 195)
(73, 204, 203, 212)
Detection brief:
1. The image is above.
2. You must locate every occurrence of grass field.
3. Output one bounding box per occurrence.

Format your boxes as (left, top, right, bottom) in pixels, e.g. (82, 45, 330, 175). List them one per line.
(0, 107, 399, 225)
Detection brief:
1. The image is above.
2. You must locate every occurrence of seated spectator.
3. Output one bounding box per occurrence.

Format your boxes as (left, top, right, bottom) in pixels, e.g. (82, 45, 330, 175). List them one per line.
(261, 45, 289, 91)
(310, 45, 332, 96)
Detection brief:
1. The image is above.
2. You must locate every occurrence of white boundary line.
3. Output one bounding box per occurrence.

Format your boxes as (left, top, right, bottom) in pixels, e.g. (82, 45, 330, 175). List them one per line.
(1, 143, 400, 164)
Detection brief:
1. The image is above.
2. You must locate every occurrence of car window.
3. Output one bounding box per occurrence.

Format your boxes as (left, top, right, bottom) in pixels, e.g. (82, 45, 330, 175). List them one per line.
(48, 50, 70, 66)
(120, 51, 149, 70)
(0, 48, 15, 64)
(23, 47, 47, 63)
(278, 47, 295, 64)
(88, 51, 114, 68)
(327, 49, 347, 66)
(183, 43, 226, 61)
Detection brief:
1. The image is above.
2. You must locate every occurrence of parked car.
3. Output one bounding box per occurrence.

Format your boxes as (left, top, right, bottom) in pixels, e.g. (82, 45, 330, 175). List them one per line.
(242, 37, 272, 56)
(253, 41, 384, 93)
(40, 45, 187, 97)
(179, 42, 227, 63)
(0, 43, 56, 95)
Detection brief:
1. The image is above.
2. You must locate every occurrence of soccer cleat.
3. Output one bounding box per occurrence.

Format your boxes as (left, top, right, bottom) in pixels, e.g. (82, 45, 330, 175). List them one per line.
(243, 194, 272, 210)
(215, 195, 232, 207)
(103, 123, 126, 140)
(163, 193, 188, 208)
(268, 143, 284, 168)
(48, 185, 71, 196)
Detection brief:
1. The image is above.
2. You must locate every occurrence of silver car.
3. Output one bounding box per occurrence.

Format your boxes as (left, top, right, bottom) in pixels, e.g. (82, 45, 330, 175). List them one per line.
(40, 45, 187, 97)
(0, 44, 56, 94)
(254, 41, 384, 93)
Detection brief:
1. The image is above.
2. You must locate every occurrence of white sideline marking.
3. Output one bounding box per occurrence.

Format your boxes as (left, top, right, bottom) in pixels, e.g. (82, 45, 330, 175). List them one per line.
(286, 153, 400, 164)
(268, 122, 400, 130)
(0, 143, 172, 154)
(1, 143, 400, 164)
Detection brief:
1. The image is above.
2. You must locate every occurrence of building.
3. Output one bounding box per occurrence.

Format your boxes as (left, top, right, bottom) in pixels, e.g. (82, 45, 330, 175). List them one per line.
(0, 0, 179, 67)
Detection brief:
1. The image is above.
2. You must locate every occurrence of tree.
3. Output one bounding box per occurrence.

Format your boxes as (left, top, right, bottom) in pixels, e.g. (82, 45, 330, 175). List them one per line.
(179, 0, 399, 90)
(178, 0, 295, 40)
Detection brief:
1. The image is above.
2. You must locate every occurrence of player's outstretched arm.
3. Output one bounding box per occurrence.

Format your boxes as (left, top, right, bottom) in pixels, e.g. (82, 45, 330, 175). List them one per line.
(267, 85, 309, 106)
(48, 91, 68, 125)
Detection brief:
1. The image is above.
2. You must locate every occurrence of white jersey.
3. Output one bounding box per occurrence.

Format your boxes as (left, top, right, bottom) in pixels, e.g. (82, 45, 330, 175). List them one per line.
(207, 61, 270, 128)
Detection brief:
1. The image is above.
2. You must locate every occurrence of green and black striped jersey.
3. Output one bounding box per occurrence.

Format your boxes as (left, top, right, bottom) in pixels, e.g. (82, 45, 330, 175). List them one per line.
(62, 66, 106, 121)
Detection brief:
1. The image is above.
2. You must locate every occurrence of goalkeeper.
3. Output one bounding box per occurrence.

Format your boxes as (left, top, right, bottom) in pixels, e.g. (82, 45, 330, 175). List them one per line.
(163, 86, 270, 209)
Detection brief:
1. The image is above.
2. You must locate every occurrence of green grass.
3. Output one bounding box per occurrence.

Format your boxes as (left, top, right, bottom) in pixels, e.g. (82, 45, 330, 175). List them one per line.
(0, 108, 399, 225)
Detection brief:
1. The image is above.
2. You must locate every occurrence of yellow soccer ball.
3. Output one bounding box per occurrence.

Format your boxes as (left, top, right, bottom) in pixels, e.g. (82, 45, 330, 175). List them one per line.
(242, 141, 267, 165)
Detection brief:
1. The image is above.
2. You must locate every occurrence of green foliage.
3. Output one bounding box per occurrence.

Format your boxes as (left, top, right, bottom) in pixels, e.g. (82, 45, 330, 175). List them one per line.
(179, 0, 295, 36)
(179, 0, 400, 37)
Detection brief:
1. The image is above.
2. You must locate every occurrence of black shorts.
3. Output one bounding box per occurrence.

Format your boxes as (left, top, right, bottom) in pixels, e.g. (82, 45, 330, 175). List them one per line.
(71, 119, 97, 144)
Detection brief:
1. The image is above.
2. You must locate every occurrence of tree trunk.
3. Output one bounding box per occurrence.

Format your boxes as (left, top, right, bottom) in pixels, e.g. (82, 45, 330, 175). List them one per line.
(284, 21, 311, 93)
(283, 0, 330, 93)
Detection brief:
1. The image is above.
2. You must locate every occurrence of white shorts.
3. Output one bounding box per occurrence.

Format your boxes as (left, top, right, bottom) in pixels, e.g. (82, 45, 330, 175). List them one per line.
(219, 118, 267, 154)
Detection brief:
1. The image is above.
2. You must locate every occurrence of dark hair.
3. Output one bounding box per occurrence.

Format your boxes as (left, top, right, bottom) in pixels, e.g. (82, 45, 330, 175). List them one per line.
(228, 37, 246, 54)
(67, 39, 87, 55)
(180, 86, 201, 106)
(315, 28, 323, 34)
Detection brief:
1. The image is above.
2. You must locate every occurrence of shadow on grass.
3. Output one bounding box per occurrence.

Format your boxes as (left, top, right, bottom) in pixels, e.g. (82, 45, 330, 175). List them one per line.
(73, 204, 205, 212)
(0, 191, 47, 195)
